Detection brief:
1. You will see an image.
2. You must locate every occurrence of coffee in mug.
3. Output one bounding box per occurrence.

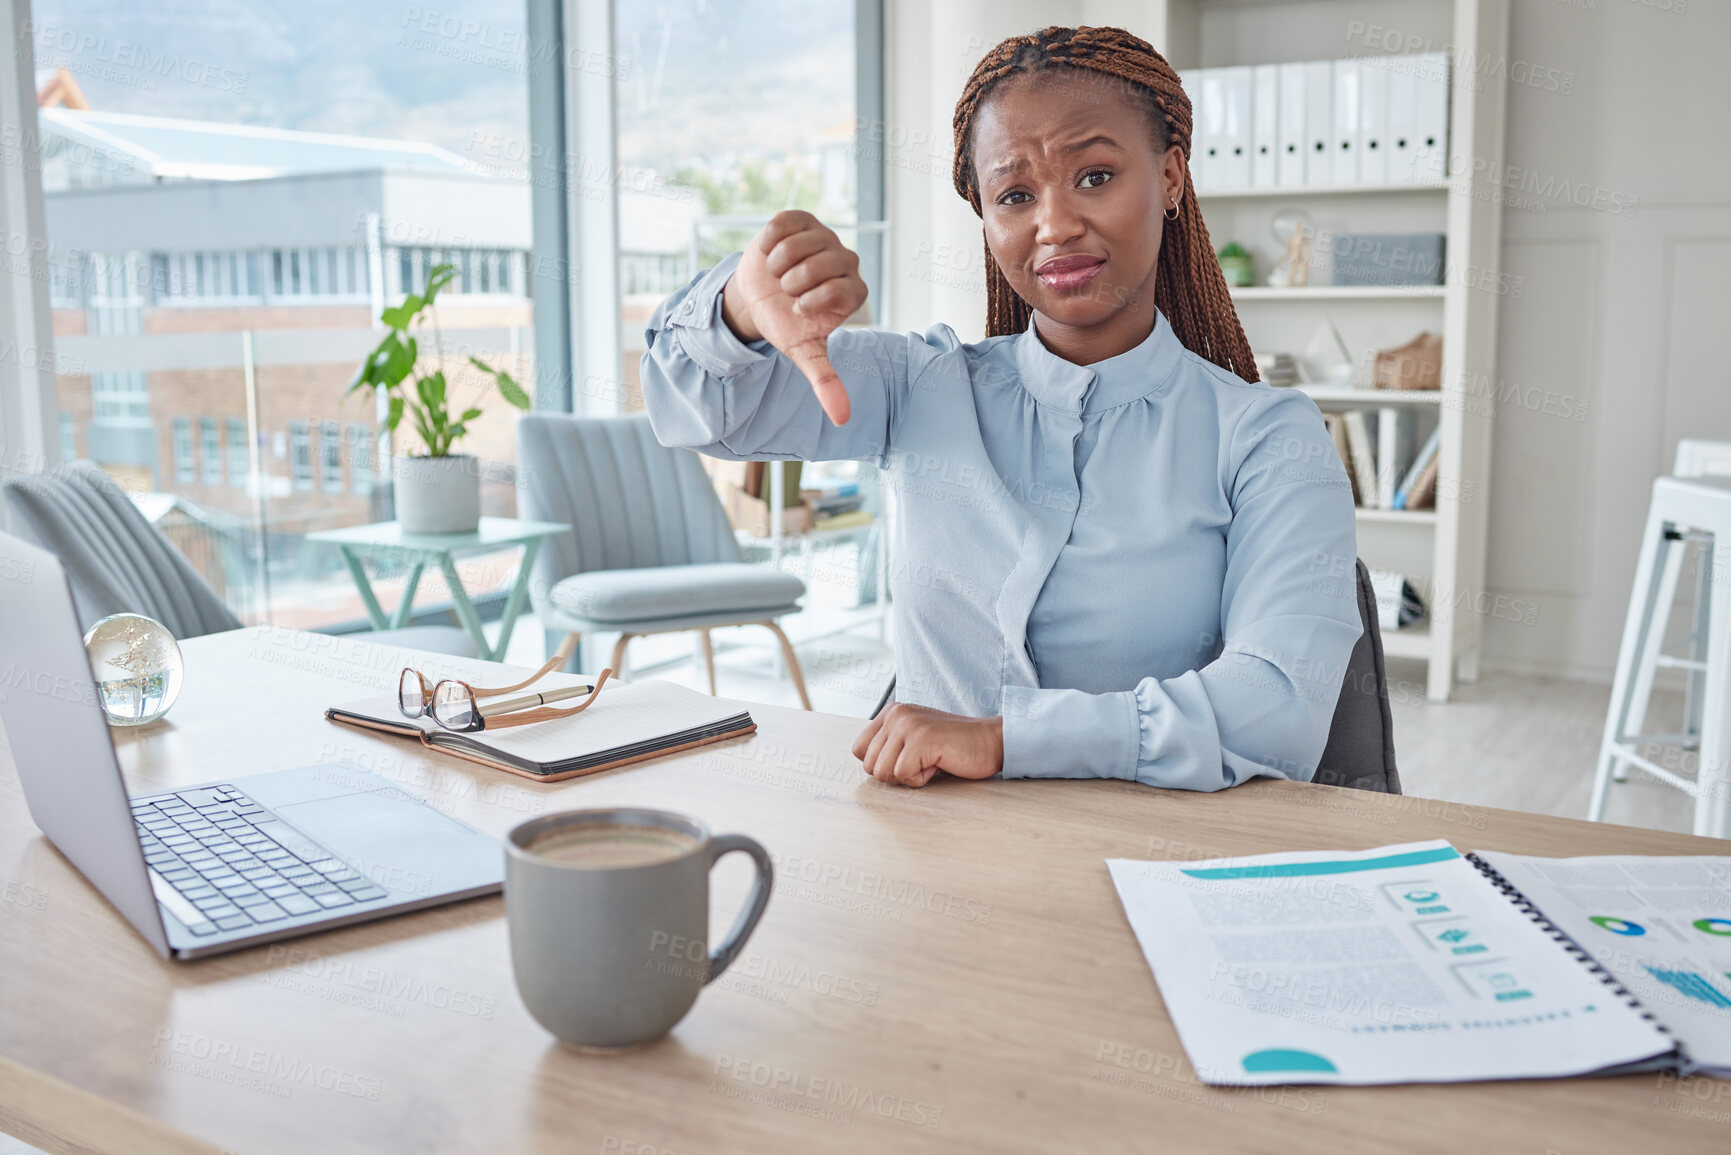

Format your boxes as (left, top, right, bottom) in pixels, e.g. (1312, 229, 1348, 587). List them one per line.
(526, 823, 698, 866)
(505, 808, 773, 1051)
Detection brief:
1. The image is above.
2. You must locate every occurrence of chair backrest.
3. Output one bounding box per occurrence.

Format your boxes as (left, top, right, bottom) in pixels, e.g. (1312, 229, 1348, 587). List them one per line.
(869, 559, 1401, 793)
(1, 461, 243, 640)
(1675, 439, 1731, 479)
(516, 412, 742, 603)
(1311, 559, 1401, 793)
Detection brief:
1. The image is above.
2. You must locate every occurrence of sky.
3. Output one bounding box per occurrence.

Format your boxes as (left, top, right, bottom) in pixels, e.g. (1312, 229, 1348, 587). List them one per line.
(29, 0, 854, 176)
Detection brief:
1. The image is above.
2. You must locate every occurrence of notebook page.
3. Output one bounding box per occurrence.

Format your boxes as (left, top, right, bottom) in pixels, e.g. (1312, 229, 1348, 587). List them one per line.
(469, 679, 747, 763)
(1107, 840, 1674, 1085)
(1477, 851, 1731, 1076)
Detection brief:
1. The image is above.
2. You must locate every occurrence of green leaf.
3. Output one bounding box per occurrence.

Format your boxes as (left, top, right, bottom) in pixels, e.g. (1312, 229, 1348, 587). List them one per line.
(385, 396, 404, 432)
(380, 293, 423, 330)
(461, 407, 483, 422)
(495, 371, 531, 410)
(424, 263, 456, 305)
(380, 334, 414, 387)
(467, 355, 493, 374)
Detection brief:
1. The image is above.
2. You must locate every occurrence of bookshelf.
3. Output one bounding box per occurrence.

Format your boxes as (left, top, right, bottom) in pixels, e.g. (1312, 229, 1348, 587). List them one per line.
(1157, 0, 1510, 702)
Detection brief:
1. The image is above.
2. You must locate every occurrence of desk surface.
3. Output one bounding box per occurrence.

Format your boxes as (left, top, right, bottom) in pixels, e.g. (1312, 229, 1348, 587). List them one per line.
(2, 628, 1728, 1155)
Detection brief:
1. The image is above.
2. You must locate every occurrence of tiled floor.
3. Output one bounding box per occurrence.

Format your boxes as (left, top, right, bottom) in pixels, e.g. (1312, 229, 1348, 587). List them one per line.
(496, 608, 1701, 837)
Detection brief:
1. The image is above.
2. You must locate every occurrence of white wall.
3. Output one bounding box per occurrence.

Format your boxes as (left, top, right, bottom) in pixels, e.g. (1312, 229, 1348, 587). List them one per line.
(883, 0, 1731, 684)
(1481, 0, 1731, 681)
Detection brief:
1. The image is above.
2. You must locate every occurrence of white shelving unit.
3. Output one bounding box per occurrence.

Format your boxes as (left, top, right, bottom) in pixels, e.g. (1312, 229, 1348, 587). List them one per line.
(1158, 0, 1511, 702)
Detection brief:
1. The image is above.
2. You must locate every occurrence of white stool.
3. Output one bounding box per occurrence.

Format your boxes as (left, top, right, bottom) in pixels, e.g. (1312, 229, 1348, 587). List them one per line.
(1590, 473, 1731, 836)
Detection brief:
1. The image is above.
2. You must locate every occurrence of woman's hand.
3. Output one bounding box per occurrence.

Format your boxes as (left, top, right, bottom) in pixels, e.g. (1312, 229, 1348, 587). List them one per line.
(721, 210, 866, 425)
(852, 704, 1004, 788)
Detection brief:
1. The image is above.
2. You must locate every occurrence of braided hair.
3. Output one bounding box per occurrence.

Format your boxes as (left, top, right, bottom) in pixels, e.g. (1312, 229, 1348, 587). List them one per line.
(951, 26, 1258, 382)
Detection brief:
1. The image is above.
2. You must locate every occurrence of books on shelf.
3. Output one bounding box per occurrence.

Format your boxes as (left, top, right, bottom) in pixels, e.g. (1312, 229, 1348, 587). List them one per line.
(1321, 407, 1438, 512)
(1189, 53, 1451, 192)
(1394, 426, 1442, 510)
(1341, 410, 1379, 506)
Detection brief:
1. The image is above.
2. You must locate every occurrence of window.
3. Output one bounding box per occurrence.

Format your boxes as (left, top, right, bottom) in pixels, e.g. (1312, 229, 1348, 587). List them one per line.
(289, 421, 312, 491)
(154, 251, 257, 303)
(389, 247, 524, 297)
(321, 420, 345, 493)
(90, 374, 150, 426)
(173, 418, 195, 483)
(269, 247, 370, 301)
(225, 417, 248, 485)
(611, 0, 865, 405)
(199, 417, 222, 484)
(347, 423, 374, 495)
(58, 412, 75, 462)
(32, 2, 533, 632)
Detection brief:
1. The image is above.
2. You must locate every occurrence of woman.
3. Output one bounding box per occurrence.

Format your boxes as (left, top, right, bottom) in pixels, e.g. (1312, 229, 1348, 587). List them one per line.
(640, 26, 1360, 791)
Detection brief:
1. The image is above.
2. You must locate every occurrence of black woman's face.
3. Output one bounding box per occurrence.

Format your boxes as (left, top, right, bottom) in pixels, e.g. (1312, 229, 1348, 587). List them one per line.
(971, 72, 1185, 343)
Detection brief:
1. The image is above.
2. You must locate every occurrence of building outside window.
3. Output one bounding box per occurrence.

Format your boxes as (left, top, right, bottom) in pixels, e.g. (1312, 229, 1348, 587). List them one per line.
(155, 251, 258, 304)
(172, 418, 195, 483)
(225, 417, 248, 486)
(58, 412, 75, 462)
(289, 421, 312, 491)
(347, 424, 374, 495)
(321, 420, 344, 493)
(199, 417, 222, 484)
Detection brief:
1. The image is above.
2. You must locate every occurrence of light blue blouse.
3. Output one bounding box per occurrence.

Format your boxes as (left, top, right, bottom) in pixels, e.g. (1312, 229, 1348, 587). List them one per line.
(641, 254, 1362, 791)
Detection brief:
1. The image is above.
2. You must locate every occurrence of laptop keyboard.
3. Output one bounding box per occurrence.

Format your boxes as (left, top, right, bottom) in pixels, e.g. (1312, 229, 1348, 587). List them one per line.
(131, 784, 390, 937)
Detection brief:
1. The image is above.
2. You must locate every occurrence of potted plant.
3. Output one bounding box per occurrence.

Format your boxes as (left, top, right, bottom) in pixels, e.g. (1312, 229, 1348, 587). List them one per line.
(348, 262, 530, 534)
(1216, 241, 1255, 288)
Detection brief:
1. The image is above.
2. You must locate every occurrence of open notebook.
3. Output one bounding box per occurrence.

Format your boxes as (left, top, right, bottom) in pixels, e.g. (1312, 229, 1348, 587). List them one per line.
(1108, 840, 1731, 1085)
(327, 678, 755, 781)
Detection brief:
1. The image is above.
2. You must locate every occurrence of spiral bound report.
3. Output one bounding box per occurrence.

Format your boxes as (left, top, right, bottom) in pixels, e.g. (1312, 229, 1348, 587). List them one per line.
(1108, 839, 1694, 1084)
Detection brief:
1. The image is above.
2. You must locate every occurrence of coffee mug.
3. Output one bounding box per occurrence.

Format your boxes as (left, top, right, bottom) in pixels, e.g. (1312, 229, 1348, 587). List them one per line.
(505, 807, 773, 1050)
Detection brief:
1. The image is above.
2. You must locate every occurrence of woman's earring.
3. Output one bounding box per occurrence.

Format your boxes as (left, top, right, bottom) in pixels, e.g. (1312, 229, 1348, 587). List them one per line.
(1164, 195, 1180, 222)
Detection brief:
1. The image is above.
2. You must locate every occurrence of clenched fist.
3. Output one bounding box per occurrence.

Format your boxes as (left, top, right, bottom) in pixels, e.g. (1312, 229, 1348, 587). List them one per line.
(721, 210, 867, 425)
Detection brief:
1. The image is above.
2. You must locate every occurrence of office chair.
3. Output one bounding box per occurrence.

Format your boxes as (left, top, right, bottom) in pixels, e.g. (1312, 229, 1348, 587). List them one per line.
(516, 413, 813, 707)
(3, 461, 476, 655)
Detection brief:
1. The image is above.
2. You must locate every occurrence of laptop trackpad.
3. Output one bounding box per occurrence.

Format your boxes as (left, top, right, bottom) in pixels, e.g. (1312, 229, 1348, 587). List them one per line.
(272, 789, 502, 896)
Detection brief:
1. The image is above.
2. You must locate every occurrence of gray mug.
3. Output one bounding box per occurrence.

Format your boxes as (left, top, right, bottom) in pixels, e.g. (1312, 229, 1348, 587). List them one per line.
(505, 807, 773, 1050)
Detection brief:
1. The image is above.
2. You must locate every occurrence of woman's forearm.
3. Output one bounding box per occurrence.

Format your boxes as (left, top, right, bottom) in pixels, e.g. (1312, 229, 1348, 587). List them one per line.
(720, 274, 764, 344)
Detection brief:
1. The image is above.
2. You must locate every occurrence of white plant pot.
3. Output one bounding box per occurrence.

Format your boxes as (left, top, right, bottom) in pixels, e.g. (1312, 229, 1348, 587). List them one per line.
(395, 454, 480, 534)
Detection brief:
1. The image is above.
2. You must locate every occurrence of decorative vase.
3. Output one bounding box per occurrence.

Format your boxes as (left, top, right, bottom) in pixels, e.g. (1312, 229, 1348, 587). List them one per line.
(395, 454, 481, 534)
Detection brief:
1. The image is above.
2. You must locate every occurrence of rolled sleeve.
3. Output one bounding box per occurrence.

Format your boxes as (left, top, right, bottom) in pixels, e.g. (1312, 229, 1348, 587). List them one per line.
(655, 253, 770, 380)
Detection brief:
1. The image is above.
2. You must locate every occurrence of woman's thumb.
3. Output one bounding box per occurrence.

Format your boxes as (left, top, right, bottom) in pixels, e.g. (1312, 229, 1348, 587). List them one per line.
(788, 344, 851, 425)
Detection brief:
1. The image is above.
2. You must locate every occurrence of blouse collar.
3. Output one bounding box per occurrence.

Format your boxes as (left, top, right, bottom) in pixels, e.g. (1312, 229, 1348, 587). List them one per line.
(1011, 308, 1185, 416)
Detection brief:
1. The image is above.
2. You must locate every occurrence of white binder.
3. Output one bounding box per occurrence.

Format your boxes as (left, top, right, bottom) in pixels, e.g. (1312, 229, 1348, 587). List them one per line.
(1302, 60, 1332, 186)
(1179, 70, 1202, 182)
(1194, 69, 1225, 190)
(1413, 52, 1450, 182)
(1217, 66, 1254, 189)
(1359, 58, 1389, 186)
(1252, 64, 1279, 187)
(1331, 58, 1361, 186)
(1387, 57, 1419, 184)
(1277, 62, 1306, 187)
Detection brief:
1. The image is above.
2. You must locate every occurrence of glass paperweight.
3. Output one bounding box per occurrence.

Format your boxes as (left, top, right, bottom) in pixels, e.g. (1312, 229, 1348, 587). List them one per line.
(83, 613, 184, 727)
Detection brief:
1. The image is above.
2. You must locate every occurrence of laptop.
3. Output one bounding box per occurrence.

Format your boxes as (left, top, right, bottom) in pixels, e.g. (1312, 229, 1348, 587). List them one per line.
(0, 531, 503, 960)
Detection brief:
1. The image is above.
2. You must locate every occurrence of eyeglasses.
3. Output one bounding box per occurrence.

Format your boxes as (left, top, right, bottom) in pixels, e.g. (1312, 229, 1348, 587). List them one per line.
(398, 638, 613, 733)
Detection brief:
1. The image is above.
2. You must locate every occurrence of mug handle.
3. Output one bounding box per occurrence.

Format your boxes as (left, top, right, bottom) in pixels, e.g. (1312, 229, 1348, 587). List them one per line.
(704, 833, 774, 984)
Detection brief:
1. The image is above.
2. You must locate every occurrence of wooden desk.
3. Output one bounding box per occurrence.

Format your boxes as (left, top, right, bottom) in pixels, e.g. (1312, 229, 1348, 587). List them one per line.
(2, 628, 1727, 1155)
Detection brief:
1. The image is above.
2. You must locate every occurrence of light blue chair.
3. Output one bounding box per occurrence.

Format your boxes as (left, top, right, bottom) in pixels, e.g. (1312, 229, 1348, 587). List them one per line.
(2, 460, 476, 655)
(516, 413, 812, 707)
